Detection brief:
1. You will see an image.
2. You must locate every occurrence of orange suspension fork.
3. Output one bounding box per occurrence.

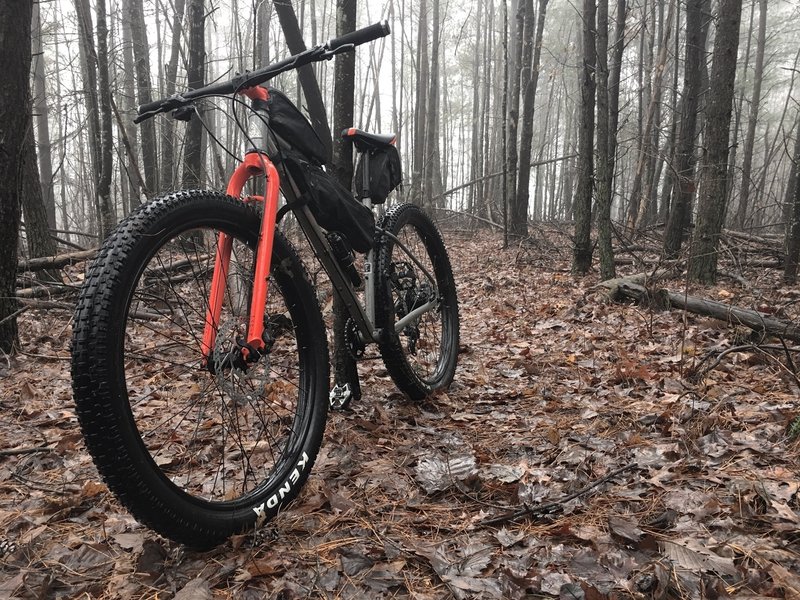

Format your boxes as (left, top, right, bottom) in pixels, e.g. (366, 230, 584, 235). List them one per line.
(200, 149, 280, 361)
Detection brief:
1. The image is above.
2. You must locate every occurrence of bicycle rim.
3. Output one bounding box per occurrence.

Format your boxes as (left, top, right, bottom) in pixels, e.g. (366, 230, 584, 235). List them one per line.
(120, 222, 308, 507)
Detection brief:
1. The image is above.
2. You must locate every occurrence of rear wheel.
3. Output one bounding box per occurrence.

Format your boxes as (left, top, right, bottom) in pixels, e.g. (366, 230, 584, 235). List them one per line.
(71, 190, 329, 547)
(376, 203, 459, 399)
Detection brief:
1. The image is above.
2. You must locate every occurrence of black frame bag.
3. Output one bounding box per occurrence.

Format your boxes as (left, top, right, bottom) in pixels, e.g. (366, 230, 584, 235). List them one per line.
(355, 145, 402, 204)
(266, 87, 331, 165)
(282, 152, 375, 253)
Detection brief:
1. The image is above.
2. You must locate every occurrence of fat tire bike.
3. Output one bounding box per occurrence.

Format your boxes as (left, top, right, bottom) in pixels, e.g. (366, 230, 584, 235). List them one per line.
(70, 22, 459, 547)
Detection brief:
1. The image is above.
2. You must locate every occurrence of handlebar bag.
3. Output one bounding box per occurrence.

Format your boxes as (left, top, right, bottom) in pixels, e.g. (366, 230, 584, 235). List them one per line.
(266, 87, 331, 165)
(282, 152, 375, 252)
(355, 145, 402, 204)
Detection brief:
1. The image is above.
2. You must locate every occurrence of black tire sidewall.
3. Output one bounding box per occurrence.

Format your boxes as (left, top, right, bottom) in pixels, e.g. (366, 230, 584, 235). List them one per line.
(376, 203, 459, 399)
(72, 191, 329, 545)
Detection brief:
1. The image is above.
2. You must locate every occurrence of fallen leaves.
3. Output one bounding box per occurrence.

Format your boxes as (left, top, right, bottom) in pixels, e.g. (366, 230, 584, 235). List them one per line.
(0, 232, 798, 598)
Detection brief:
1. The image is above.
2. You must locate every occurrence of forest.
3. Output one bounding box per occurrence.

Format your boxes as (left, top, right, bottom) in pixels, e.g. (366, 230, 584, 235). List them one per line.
(1, 0, 800, 597)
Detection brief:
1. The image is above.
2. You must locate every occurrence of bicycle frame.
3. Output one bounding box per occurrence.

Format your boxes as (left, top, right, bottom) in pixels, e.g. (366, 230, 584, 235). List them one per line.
(200, 88, 380, 363)
(199, 88, 441, 366)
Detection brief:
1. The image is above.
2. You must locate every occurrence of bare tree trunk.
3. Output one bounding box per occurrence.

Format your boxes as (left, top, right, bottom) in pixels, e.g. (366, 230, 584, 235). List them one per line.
(330, 0, 360, 402)
(663, 0, 707, 257)
(468, 5, 482, 214)
(160, 0, 186, 192)
(20, 126, 58, 265)
(607, 0, 626, 203)
(95, 0, 116, 235)
(423, 0, 443, 206)
(182, 0, 205, 189)
(501, 0, 509, 242)
(121, 0, 140, 212)
(658, 0, 681, 223)
(0, 0, 32, 351)
(513, 0, 549, 238)
(412, 0, 429, 204)
(726, 0, 754, 214)
(130, 0, 158, 195)
(688, 0, 743, 284)
(31, 2, 55, 228)
(505, 0, 524, 217)
(733, 0, 766, 230)
(572, 0, 596, 274)
(630, 0, 676, 229)
(784, 115, 800, 284)
(273, 0, 332, 161)
(75, 0, 101, 231)
(596, 0, 614, 280)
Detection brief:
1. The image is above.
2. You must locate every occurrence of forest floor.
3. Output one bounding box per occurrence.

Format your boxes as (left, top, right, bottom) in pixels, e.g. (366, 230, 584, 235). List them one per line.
(1, 228, 799, 599)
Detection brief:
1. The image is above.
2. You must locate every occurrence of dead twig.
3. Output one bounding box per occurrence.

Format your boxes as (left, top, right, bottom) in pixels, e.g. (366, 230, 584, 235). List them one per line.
(0, 445, 53, 457)
(480, 462, 638, 527)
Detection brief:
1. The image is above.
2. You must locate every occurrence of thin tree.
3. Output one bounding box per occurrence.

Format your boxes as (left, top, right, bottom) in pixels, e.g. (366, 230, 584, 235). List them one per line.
(20, 127, 58, 264)
(629, 0, 676, 229)
(423, 0, 444, 205)
(74, 0, 102, 230)
(607, 0, 626, 204)
(505, 0, 525, 219)
(572, 0, 596, 275)
(330, 0, 360, 403)
(121, 0, 141, 211)
(160, 0, 186, 191)
(95, 0, 116, 235)
(130, 0, 158, 195)
(784, 114, 800, 284)
(412, 0, 429, 204)
(182, 0, 205, 189)
(595, 0, 614, 279)
(663, 0, 708, 257)
(32, 1, 56, 228)
(688, 0, 743, 283)
(513, 0, 549, 238)
(0, 0, 33, 352)
(733, 0, 767, 230)
(273, 0, 332, 159)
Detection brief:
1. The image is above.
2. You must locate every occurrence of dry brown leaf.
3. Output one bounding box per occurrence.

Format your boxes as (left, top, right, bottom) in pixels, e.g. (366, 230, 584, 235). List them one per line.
(659, 540, 736, 577)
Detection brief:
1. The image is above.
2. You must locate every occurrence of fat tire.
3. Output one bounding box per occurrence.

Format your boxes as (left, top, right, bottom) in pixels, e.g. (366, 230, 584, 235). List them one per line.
(376, 203, 459, 399)
(71, 190, 329, 547)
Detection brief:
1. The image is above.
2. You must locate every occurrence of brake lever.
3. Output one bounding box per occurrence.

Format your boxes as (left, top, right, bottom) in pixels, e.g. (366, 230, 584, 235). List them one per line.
(320, 44, 355, 60)
(172, 105, 195, 122)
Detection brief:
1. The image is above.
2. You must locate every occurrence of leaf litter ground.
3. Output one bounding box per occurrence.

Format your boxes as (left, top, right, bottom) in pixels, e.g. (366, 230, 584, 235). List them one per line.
(0, 231, 798, 599)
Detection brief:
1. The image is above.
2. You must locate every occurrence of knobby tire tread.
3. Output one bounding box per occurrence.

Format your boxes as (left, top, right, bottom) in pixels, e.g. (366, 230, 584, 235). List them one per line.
(71, 190, 329, 547)
(376, 203, 459, 400)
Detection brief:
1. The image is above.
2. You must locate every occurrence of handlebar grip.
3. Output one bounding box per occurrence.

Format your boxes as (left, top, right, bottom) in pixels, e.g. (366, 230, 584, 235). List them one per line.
(137, 98, 167, 116)
(327, 21, 390, 53)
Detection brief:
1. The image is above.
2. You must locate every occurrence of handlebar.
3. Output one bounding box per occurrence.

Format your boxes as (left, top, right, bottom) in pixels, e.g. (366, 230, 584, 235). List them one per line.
(135, 21, 390, 124)
(327, 21, 390, 53)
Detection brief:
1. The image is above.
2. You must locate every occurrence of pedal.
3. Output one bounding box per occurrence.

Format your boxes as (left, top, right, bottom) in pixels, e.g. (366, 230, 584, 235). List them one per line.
(329, 383, 352, 410)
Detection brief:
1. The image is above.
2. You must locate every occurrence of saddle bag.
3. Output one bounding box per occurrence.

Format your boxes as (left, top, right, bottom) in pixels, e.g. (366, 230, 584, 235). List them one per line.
(282, 153, 375, 253)
(266, 87, 331, 165)
(355, 145, 402, 204)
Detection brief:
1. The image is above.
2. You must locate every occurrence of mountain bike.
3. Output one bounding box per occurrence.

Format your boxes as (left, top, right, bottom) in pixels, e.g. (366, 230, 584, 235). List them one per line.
(70, 22, 459, 547)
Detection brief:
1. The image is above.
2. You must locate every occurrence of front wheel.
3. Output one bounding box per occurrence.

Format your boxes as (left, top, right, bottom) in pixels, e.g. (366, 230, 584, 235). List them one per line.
(71, 190, 329, 547)
(376, 203, 459, 400)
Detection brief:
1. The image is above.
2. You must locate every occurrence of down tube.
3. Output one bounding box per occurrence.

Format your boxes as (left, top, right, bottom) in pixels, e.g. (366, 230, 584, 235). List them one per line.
(200, 152, 279, 359)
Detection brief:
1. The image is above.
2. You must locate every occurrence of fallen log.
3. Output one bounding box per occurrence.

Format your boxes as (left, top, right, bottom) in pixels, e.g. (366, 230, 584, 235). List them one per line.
(605, 278, 800, 342)
(17, 249, 97, 272)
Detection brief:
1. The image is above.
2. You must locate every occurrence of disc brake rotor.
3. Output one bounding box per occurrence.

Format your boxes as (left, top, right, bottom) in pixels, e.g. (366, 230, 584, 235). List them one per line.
(210, 320, 269, 405)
